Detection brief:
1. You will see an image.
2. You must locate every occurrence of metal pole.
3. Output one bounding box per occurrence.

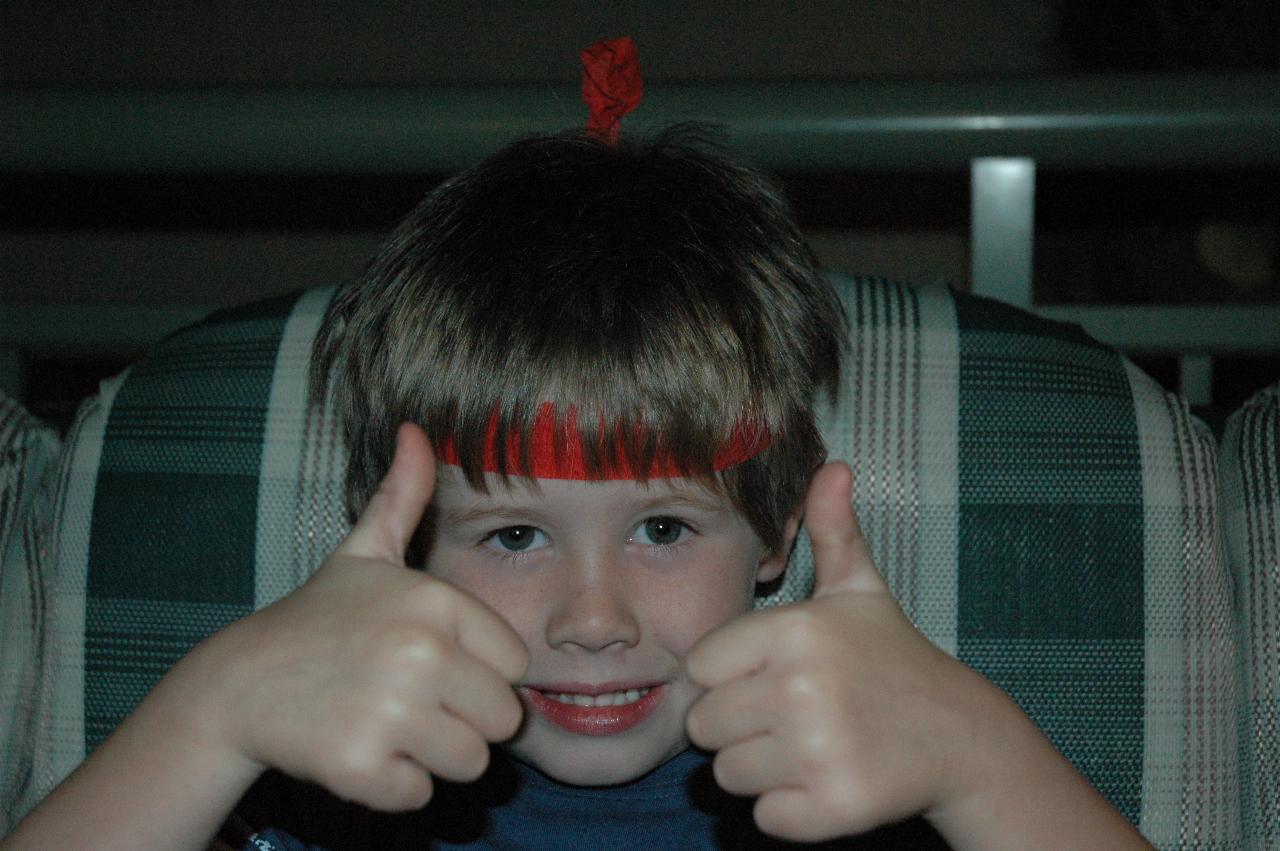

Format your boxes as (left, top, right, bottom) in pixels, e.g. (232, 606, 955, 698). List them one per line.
(970, 157, 1036, 308)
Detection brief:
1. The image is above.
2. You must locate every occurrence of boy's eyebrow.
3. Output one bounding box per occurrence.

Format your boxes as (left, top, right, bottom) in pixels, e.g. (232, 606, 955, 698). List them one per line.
(443, 502, 551, 528)
(439, 488, 728, 527)
(633, 490, 730, 516)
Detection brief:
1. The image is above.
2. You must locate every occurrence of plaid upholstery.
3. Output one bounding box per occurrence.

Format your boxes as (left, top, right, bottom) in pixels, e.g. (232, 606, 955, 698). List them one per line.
(1221, 383, 1280, 851)
(0, 395, 61, 835)
(0, 276, 1255, 848)
(82, 291, 323, 748)
(0, 397, 60, 560)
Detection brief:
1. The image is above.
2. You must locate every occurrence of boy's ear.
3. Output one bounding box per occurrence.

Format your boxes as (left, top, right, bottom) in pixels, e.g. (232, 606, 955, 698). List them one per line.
(756, 511, 802, 584)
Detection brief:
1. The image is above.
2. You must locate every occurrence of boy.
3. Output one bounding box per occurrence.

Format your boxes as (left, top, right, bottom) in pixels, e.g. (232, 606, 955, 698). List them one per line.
(3, 130, 1151, 849)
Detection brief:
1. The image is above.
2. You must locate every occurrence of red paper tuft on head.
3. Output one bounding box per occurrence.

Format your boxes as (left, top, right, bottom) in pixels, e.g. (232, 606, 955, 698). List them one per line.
(580, 36, 643, 144)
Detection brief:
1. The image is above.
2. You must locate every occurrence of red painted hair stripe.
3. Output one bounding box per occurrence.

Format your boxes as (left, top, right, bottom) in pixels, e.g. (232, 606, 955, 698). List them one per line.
(436, 403, 770, 480)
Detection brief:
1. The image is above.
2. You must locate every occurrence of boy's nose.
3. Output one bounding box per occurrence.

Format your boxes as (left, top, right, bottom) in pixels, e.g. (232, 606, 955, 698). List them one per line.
(545, 563, 641, 652)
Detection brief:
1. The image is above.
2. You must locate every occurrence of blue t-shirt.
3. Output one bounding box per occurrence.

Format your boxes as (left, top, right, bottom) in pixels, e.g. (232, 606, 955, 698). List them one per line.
(234, 749, 947, 850)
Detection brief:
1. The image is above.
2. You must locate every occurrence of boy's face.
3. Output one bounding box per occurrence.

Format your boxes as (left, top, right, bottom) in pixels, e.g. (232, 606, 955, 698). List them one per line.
(425, 466, 788, 786)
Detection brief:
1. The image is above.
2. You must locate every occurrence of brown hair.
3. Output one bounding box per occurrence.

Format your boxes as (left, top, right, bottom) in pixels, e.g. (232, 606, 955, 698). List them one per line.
(312, 127, 845, 556)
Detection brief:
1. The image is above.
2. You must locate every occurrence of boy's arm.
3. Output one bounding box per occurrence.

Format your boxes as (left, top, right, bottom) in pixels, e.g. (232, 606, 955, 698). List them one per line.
(925, 692, 1149, 851)
(686, 462, 1153, 850)
(1, 635, 267, 850)
(3, 424, 528, 851)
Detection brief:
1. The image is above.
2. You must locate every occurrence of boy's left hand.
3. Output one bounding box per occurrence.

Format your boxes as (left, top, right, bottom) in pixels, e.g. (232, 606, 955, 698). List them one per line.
(684, 462, 1004, 843)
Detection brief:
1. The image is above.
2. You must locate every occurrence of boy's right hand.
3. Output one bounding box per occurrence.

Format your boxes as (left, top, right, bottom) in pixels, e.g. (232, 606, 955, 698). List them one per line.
(177, 422, 529, 812)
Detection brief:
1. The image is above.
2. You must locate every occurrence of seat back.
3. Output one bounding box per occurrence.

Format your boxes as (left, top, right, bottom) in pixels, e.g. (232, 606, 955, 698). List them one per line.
(1, 275, 1246, 849)
(1221, 383, 1280, 850)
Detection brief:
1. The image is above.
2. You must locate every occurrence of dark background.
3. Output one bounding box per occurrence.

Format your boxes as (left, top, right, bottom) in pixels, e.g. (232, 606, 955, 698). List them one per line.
(4, 1, 1278, 430)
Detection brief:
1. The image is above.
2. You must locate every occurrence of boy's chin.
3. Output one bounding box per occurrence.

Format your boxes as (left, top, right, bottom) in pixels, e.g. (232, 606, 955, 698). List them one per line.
(506, 732, 690, 787)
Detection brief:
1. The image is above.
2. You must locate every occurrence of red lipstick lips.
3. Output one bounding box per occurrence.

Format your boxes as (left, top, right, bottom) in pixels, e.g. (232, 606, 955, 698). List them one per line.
(521, 684, 667, 736)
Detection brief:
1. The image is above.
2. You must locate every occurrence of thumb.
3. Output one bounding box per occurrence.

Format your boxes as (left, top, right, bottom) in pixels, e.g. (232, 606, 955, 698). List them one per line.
(804, 462, 889, 597)
(340, 422, 437, 564)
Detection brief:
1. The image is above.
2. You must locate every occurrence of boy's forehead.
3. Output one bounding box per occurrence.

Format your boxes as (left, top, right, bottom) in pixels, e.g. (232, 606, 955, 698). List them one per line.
(432, 463, 732, 511)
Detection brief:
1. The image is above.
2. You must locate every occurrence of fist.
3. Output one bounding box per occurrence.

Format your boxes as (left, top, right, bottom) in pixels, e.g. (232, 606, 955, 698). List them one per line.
(685, 463, 992, 842)
(192, 423, 530, 812)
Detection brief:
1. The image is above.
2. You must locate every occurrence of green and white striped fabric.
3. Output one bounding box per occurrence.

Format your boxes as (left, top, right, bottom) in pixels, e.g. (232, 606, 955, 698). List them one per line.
(1221, 383, 1280, 851)
(0, 395, 61, 594)
(0, 394, 62, 834)
(0, 276, 1253, 848)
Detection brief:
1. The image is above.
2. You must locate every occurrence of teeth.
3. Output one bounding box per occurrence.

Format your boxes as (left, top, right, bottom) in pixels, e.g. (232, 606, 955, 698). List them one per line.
(546, 687, 652, 707)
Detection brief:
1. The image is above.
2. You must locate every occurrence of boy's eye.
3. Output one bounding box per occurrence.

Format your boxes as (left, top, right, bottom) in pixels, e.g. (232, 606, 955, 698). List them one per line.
(633, 516, 689, 546)
(489, 525, 546, 553)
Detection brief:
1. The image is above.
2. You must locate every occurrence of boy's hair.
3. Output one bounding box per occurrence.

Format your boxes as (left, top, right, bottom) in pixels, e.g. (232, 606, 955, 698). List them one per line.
(312, 126, 846, 557)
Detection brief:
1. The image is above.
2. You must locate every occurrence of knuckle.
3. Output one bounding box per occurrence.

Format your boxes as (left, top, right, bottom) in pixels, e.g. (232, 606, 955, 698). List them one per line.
(494, 693, 525, 741)
(327, 741, 384, 800)
(394, 775, 435, 812)
(711, 752, 743, 794)
(450, 736, 492, 782)
(812, 763, 879, 835)
(510, 644, 532, 679)
(777, 609, 825, 654)
(683, 647, 710, 685)
(380, 625, 448, 672)
(755, 791, 834, 844)
(492, 642, 530, 685)
(776, 670, 827, 712)
(753, 794, 801, 839)
(329, 744, 436, 813)
(798, 724, 839, 767)
(412, 578, 460, 615)
(684, 705, 706, 745)
(345, 685, 416, 743)
(822, 774, 861, 817)
(371, 693, 414, 731)
(369, 767, 435, 813)
(488, 637, 529, 685)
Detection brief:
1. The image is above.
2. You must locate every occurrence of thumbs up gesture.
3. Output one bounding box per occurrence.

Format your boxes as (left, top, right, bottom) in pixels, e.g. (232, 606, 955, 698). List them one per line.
(181, 423, 529, 812)
(684, 462, 1005, 842)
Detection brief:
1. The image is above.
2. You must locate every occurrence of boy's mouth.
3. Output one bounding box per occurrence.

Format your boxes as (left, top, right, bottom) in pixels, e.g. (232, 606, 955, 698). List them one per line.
(542, 686, 652, 707)
(520, 683, 667, 736)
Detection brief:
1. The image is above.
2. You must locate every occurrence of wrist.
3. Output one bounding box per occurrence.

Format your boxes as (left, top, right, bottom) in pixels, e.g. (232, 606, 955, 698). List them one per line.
(910, 661, 1023, 821)
(3, 630, 267, 851)
(924, 682, 1038, 819)
(922, 679, 1149, 851)
(147, 620, 271, 783)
